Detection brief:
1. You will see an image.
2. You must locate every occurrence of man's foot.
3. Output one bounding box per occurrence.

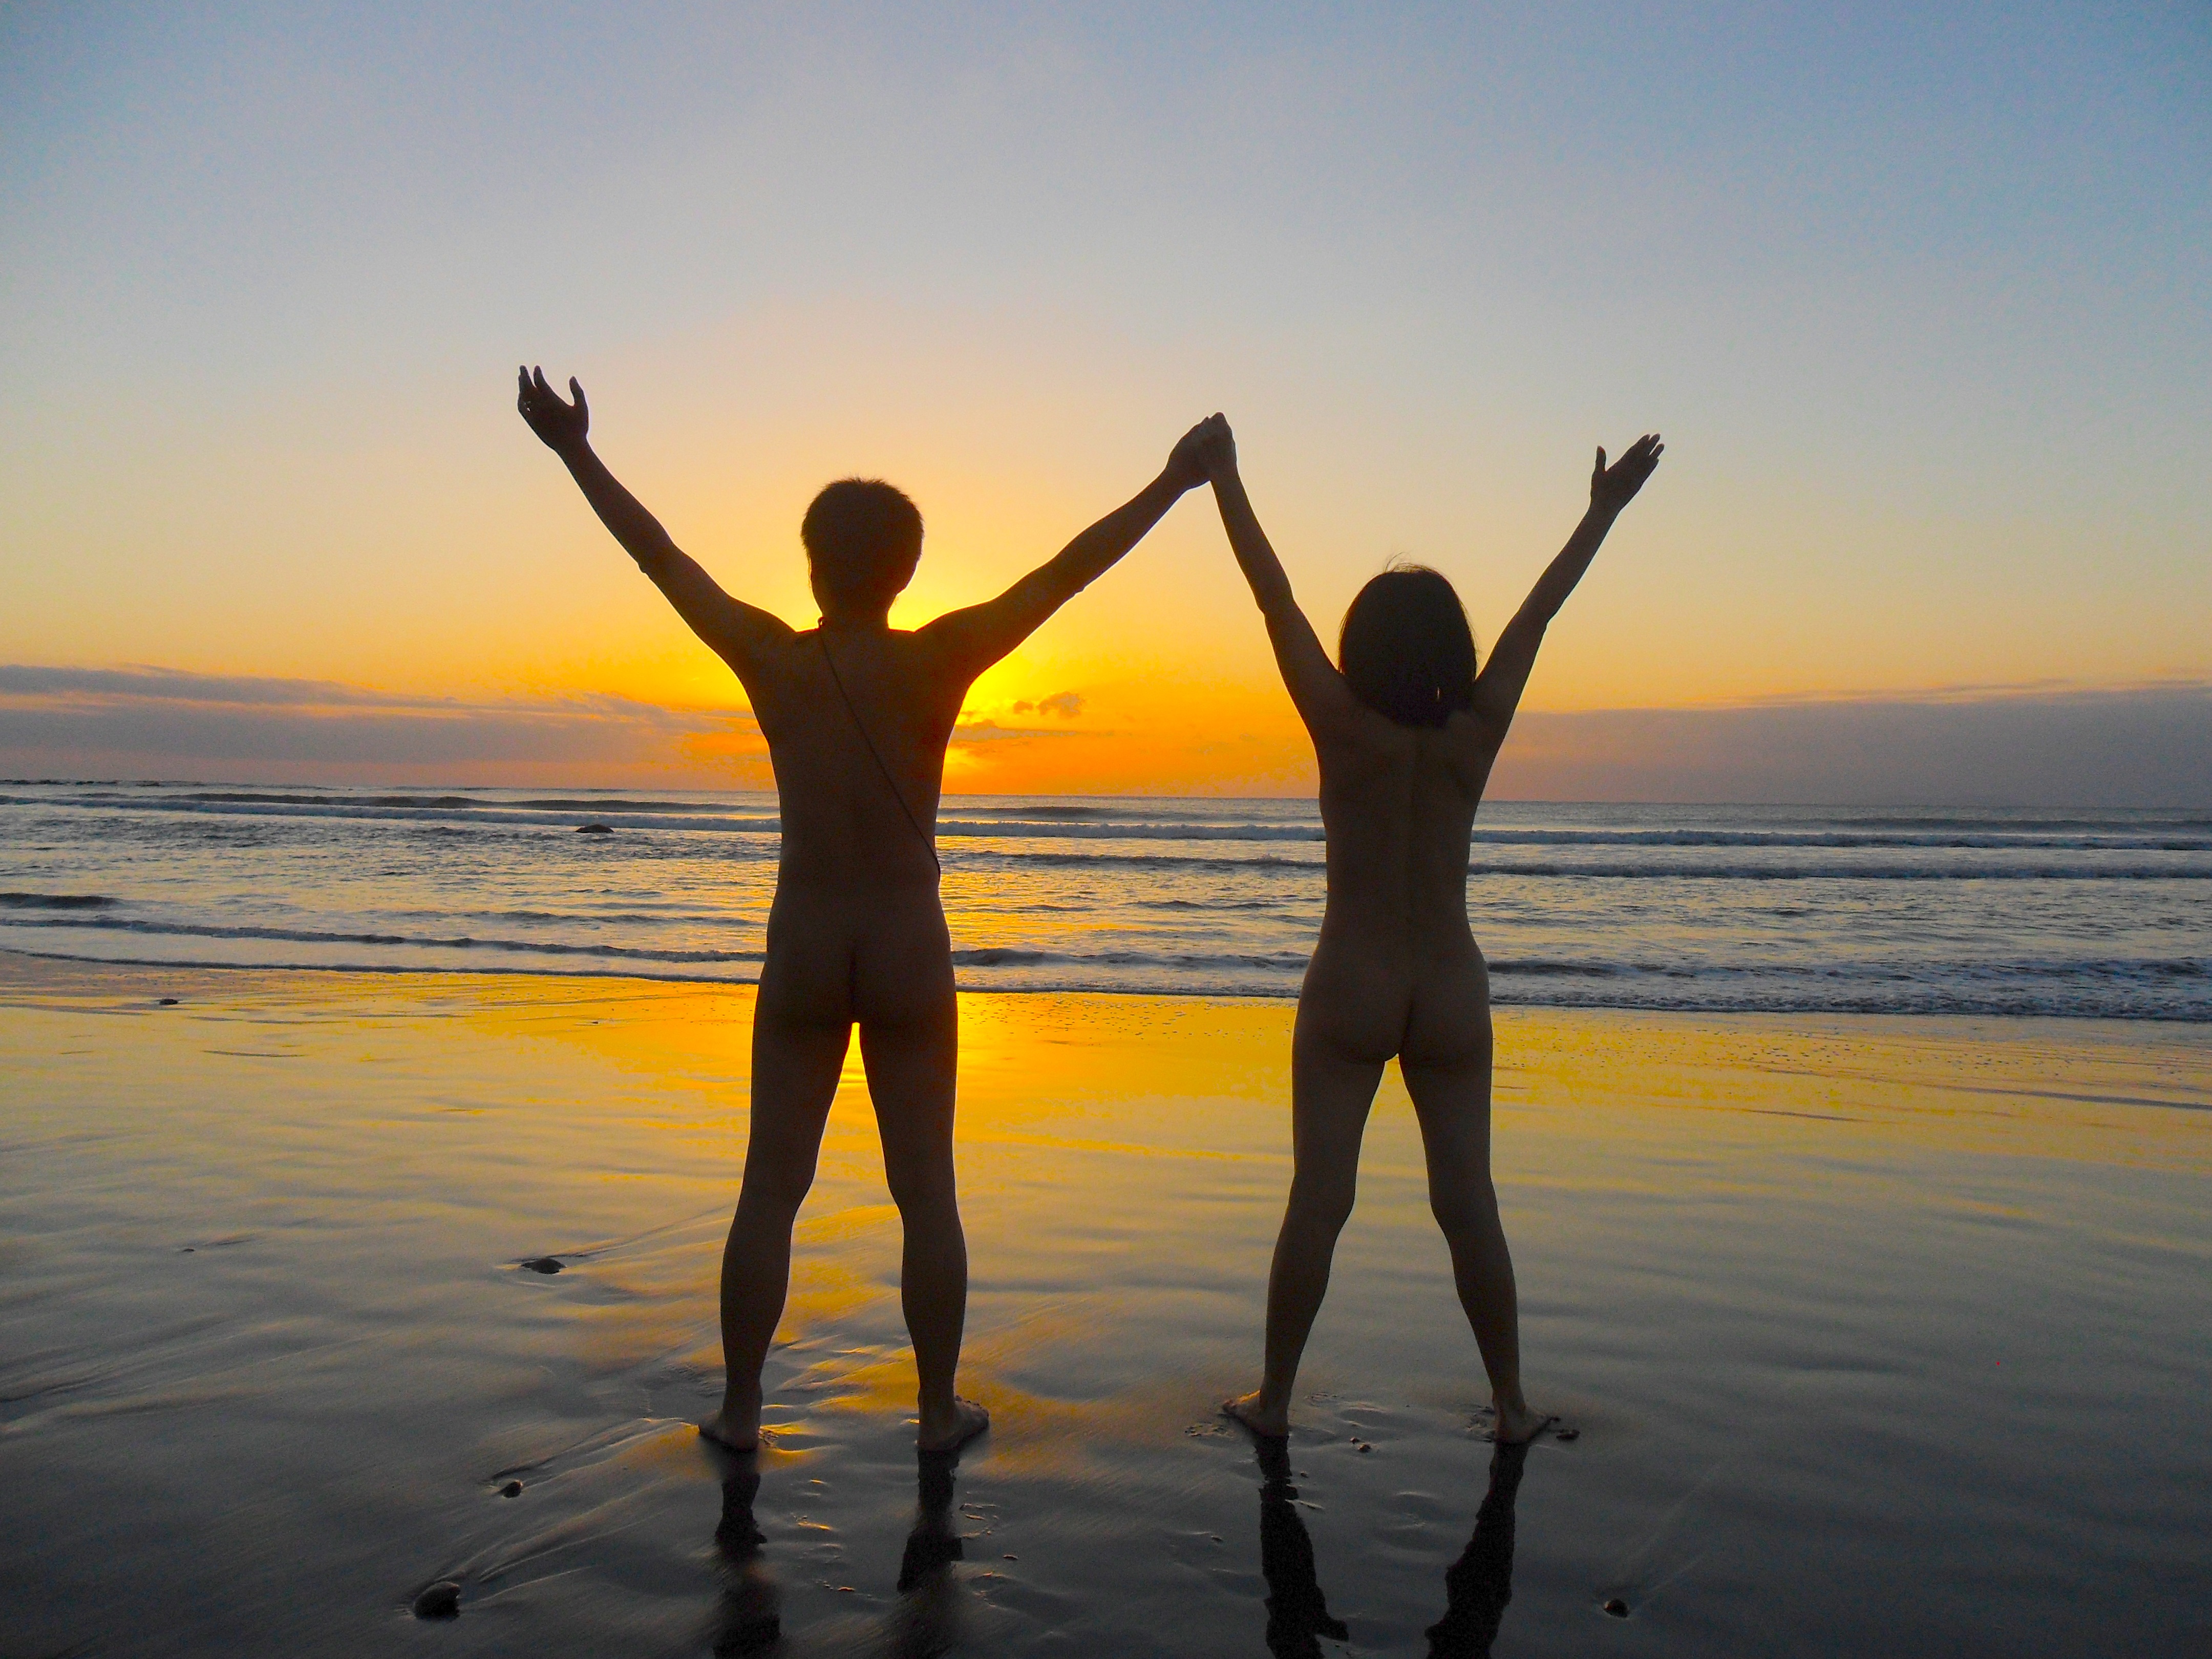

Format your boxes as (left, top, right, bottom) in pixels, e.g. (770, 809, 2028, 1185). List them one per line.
(917, 1396, 989, 1453)
(1223, 1390, 1289, 1439)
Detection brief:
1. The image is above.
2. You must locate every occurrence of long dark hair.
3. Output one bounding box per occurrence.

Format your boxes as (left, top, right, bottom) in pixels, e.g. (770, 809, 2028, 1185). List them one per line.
(1337, 565, 1477, 728)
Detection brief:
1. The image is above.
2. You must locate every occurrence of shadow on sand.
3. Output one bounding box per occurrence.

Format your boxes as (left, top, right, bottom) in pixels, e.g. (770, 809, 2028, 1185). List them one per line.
(710, 1432, 1524, 1655)
(1256, 1435, 1530, 1658)
(711, 1448, 967, 1657)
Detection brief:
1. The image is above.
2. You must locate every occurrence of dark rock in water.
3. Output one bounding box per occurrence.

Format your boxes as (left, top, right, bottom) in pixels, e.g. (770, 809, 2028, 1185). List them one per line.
(577, 823, 612, 834)
(520, 1256, 563, 1274)
(501, 1480, 523, 1498)
(1554, 1426, 1580, 1442)
(413, 1581, 462, 1620)
(158, 997, 179, 1005)
(1602, 1597, 1629, 1618)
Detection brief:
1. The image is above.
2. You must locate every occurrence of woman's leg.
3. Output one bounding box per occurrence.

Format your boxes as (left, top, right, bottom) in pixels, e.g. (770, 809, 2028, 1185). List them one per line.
(1401, 973, 1546, 1442)
(1227, 1009, 1387, 1437)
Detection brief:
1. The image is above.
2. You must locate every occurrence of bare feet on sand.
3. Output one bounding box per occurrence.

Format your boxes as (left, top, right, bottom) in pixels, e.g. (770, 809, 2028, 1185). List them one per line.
(917, 1396, 990, 1453)
(704, 1393, 986, 1453)
(701, 1387, 762, 1453)
(700, 1414, 761, 1453)
(1223, 1390, 1289, 1439)
(1487, 1397, 1556, 1445)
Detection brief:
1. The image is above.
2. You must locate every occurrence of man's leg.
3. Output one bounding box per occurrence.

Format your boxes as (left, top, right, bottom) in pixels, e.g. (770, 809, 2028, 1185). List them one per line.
(856, 906, 983, 1450)
(860, 995, 984, 1450)
(705, 984, 849, 1451)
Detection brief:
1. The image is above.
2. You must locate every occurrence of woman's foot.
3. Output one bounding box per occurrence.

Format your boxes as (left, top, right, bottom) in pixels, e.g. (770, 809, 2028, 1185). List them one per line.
(1223, 1390, 1289, 1439)
(917, 1395, 990, 1453)
(1488, 1396, 1554, 1446)
(701, 1386, 763, 1452)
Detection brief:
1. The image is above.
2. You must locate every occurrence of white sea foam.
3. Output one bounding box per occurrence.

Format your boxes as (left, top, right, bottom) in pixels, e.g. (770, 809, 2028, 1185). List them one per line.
(2, 783, 2206, 1019)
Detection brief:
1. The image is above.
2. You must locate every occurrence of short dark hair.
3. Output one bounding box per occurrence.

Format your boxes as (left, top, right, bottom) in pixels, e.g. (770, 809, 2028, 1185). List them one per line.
(801, 479, 923, 611)
(1337, 566, 1477, 728)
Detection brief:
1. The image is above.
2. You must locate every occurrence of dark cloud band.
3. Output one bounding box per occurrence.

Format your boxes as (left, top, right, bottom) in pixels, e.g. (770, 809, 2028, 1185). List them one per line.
(3, 665, 2205, 804)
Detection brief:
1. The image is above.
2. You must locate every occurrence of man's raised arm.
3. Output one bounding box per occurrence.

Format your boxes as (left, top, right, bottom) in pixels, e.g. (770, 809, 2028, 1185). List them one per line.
(516, 367, 791, 679)
(1471, 433, 1663, 748)
(919, 415, 1222, 680)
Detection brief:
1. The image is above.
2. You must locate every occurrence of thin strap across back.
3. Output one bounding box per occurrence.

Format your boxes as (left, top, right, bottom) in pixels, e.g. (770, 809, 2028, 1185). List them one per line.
(815, 632, 942, 878)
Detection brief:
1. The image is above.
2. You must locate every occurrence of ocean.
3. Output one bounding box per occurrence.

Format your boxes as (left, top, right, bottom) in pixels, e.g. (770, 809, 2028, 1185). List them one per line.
(2, 781, 2207, 1020)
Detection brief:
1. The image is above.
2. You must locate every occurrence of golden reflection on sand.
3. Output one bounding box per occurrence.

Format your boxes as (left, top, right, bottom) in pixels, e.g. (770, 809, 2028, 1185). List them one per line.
(6, 955, 2208, 1399)
(8, 953, 2211, 1654)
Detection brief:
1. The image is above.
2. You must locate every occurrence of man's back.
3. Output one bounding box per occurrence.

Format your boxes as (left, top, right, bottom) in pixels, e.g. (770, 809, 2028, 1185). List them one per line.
(748, 624, 963, 892)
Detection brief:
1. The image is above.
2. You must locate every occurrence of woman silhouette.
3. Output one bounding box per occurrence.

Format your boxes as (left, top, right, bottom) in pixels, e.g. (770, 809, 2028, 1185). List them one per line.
(1199, 421, 1663, 1444)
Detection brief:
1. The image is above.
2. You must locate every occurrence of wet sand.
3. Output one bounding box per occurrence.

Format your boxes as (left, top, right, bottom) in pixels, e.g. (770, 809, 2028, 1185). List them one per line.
(3, 952, 2209, 1655)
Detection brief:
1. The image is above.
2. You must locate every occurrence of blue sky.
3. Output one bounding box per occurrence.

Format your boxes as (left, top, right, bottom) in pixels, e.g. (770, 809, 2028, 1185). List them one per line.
(3, 3, 2207, 797)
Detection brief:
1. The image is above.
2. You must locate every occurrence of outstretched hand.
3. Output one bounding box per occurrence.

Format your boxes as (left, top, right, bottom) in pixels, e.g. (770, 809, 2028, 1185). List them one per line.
(1590, 433, 1663, 514)
(1165, 412, 1231, 492)
(517, 366, 589, 454)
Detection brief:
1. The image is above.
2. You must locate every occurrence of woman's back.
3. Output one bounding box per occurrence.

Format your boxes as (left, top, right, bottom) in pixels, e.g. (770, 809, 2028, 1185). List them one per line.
(1198, 425, 1660, 1068)
(1313, 711, 1490, 960)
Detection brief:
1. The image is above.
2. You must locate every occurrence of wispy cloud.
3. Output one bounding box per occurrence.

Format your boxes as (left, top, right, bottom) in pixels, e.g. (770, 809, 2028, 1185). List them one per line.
(0, 665, 448, 709)
(1009, 691, 1085, 719)
(948, 719, 1092, 746)
(0, 665, 761, 784)
(951, 690, 1093, 747)
(1492, 682, 2212, 807)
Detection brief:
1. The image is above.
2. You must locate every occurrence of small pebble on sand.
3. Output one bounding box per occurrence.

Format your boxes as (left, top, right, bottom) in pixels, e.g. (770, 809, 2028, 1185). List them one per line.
(520, 1257, 562, 1274)
(412, 1581, 461, 1620)
(1603, 1598, 1629, 1619)
(158, 997, 179, 1005)
(577, 823, 612, 834)
(501, 1481, 523, 1498)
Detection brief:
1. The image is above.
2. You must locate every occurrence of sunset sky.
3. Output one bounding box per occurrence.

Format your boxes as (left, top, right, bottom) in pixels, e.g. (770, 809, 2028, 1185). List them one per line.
(4, 4, 2207, 799)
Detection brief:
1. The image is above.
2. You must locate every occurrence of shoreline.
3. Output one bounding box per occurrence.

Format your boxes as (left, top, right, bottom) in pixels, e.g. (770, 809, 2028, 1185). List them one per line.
(9, 946, 2212, 1027)
(9, 950, 2208, 1190)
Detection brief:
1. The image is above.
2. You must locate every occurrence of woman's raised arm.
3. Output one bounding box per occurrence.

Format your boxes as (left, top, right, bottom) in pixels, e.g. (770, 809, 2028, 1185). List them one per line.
(1472, 434, 1663, 749)
(1201, 422, 1362, 737)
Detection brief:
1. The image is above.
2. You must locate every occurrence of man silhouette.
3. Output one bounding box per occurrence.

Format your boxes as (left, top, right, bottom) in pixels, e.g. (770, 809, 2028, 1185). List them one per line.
(519, 367, 1220, 1449)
